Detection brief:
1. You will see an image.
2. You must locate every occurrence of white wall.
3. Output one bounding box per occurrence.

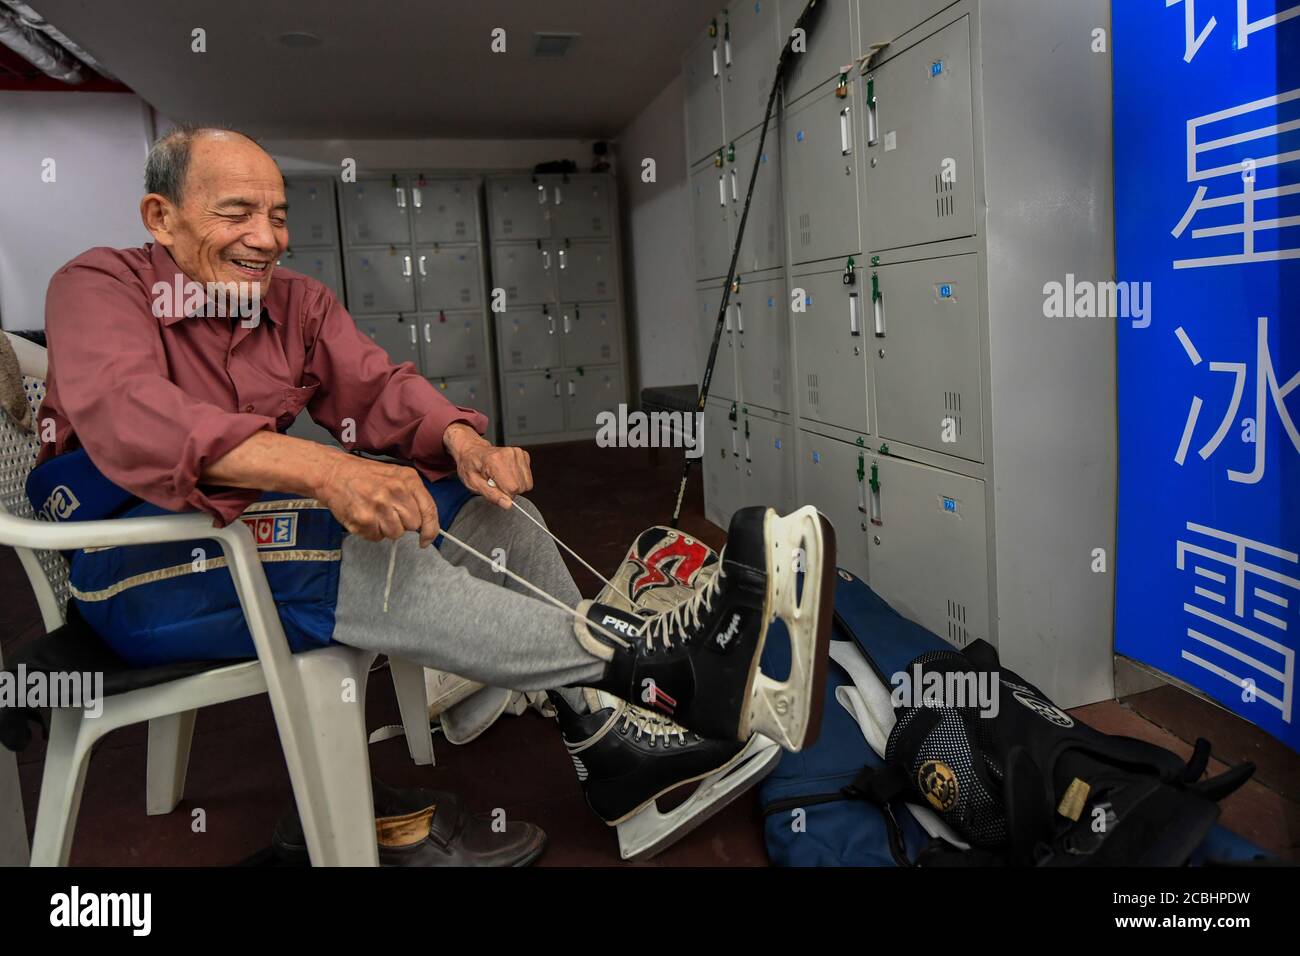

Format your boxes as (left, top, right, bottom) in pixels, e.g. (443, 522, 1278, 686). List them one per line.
(614, 75, 696, 395)
(0, 92, 154, 331)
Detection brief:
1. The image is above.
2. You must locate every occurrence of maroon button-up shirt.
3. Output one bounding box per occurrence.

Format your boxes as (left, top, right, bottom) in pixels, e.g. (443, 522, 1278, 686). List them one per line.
(37, 242, 488, 526)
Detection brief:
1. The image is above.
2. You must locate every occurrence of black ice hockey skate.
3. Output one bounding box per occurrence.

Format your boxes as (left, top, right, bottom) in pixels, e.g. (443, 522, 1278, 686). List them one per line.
(573, 505, 836, 751)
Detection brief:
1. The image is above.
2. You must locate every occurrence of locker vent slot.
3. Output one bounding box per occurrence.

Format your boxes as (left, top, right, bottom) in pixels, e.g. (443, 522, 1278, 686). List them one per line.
(944, 391, 964, 435)
(806, 372, 820, 407)
(798, 212, 812, 249)
(934, 175, 955, 219)
(516, 416, 527, 430)
(510, 349, 524, 367)
(501, 219, 514, 235)
(946, 599, 970, 646)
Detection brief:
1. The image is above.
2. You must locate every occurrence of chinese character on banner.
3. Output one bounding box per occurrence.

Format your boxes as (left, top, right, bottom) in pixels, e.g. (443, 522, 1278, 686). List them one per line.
(1174, 316, 1300, 482)
(1166, 0, 1300, 62)
(1176, 523, 1296, 724)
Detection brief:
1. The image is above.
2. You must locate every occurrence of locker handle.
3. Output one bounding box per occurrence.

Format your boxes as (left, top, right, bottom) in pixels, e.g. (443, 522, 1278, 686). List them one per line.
(558, 248, 567, 271)
(395, 187, 407, 209)
(568, 379, 576, 397)
(840, 107, 852, 155)
(563, 313, 571, 334)
(724, 304, 733, 332)
(554, 185, 563, 206)
(410, 324, 418, 346)
(869, 461, 883, 525)
(536, 183, 548, 205)
(711, 43, 719, 78)
(554, 381, 561, 398)
(857, 453, 868, 514)
(735, 302, 744, 333)
(872, 273, 885, 336)
(717, 174, 727, 208)
(412, 187, 423, 209)
(866, 78, 879, 147)
(402, 255, 412, 278)
(724, 36, 732, 68)
(547, 315, 556, 335)
(418, 254, 427, 277)
(729, 168, 739, 203)
(423, 322, 432, 344)
(542, 248, 552, 271)
(848, 292, 861, 336)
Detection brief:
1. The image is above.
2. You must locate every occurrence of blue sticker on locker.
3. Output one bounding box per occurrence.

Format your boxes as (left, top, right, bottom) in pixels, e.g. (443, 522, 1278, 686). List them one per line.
(940, 284, 953, 298)
(796, 130, 805, 142)
(812, 451, 821, 463)
(943, 497, 957, 513)
(931, 60, 944, 77)
(768, 297, 775, 307)
(775, 438, 782, 449)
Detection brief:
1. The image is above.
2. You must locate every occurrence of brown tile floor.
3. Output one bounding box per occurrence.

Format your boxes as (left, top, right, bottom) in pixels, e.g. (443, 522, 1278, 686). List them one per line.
(3, 441, 1297, 864)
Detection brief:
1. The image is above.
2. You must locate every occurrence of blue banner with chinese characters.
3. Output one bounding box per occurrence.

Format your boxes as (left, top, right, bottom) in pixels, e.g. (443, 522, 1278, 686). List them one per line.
(1114, 1, 1300, 750)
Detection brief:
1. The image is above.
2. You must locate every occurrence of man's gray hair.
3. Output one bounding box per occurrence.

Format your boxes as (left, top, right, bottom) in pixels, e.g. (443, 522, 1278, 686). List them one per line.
(144, 123, 262, 203)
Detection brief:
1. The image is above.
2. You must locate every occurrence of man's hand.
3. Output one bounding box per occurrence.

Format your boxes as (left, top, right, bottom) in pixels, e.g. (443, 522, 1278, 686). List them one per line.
(444, 422, 533, 509)
(314, 454, 440, 546)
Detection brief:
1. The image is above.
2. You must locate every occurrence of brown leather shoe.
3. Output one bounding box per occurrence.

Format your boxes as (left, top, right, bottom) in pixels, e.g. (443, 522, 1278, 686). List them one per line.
(272, 779, 547, 867)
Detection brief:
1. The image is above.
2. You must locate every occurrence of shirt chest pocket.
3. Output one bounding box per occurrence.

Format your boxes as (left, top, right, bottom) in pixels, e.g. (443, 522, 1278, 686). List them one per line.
(275, 383, 320, 432)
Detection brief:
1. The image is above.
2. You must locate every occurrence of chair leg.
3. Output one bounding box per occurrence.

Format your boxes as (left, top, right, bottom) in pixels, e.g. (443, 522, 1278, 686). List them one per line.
(146, 710, 197, 816)
(0, 746, 28, 866)
(30, 708, 96, 866)
(290, 649, 379, 866)
(389, 657, 435, 767)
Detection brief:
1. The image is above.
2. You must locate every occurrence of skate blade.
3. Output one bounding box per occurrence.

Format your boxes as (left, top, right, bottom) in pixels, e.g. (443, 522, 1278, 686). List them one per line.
(615, 734, 782, 861)
(740, 506, 836, 752)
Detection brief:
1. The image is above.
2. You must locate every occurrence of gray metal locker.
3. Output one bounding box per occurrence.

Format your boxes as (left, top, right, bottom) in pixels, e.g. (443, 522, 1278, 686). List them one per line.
(684, 21, 726, 166)
(861, 16, 976, 252)
(413, 177, 480, 244)
(551, 175, 612, 238)
(867, 453, 989, 649)
(734, 275, 789, 413)
(432, 375, 489, 413)
(339, 177, 412, 245)
(702, 398, 741, 528)
(733, 128, 784, 274)
(354, 313, 421, 368)
(856, 0, 959, 49)
(697, 283, 737, 402)
(784, 79, 862, 265)
(778, 0, 855, 105)
(738, 410, 795, 513)
(559, 301, 622, 367)
(491, 241, 552, 307)
(871, 253, 984, 461)
(565, 365, 624, 432)
(345, 248, 417, 314)
(283, 178, 338, 247)
(496, 306, 561, 371)
(556, 239, 615, 302)
(416, 244, 482, 310)
(790, 262, 869, 432)
(504, 370, 565, 436)
(419, 310, 486, 379)
(280, 248, 343, 299)
(797, 429, 870, 581)
(690, 156, 733, 280)
(488, 176, 550, 240)
(723, 0, 779, 138)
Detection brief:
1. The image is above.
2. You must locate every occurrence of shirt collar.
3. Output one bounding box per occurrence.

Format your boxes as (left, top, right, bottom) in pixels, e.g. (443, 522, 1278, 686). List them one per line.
(148, 241, 285, 328)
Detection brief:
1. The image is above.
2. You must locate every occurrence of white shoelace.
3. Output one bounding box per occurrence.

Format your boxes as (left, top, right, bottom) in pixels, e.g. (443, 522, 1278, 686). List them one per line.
(639, 563, 726, 653)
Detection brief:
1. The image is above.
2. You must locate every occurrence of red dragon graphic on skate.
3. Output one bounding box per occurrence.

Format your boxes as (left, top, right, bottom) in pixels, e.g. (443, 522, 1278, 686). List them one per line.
(627, 532, 714, 604)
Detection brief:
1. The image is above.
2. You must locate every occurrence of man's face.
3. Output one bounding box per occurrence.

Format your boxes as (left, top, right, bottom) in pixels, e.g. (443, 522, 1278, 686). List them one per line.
(147, 132, 288, 297)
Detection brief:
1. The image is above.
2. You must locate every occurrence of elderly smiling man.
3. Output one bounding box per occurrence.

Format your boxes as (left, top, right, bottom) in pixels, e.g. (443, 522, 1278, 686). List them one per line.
(28, 125, 834, 865)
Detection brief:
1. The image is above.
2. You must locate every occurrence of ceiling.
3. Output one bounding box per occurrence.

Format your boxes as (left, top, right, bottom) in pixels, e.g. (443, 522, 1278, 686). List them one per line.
(28, 0, 719, 138)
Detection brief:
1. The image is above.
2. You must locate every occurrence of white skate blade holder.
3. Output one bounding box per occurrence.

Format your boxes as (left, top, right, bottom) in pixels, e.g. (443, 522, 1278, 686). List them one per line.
(616, 733, 782, 861)
(740, 505, 832, 753)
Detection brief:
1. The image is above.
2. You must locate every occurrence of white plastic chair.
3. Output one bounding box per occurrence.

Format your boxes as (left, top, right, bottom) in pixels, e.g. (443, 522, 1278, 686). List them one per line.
(0, 331, 434, 866)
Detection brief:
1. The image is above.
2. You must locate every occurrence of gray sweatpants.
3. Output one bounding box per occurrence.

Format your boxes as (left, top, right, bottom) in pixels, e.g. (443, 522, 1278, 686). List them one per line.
(331, 496, 607, 692)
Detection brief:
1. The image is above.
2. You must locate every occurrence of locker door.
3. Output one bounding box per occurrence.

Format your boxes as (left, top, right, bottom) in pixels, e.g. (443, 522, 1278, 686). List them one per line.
(283, 178, 338, 246)
(791, 264, 869, 432)
(559, 301, 622, 367)
(690, 156, 733, 280)
(491, 241, 552, 307)
(862, 16, 976, 252)
(684, 23, 726, 166)
(738, 412, 795, 513)
(416, 244, 482, 310)
(496, 306, 561, 371)
(551, 175, 612, 238)
(354, 314, 420, 368)
(420, 310, 486, 379)
(504, 371, 565, 436)
(556, 239, 615, 302)
(856, 0, 959, 49)
(734, 275, 789, 414)
(723, 0, 779, 138)
(778, 0, 855, 105)
(339, 177, 411, 245)
(345, 248, 416, 314)
(697, 284, 737, 402)
(488, 175, 551, 240)
(733, 129, 784, 274)
(702, 398, 742, 528)
(280, 248, 343, 300)
(432, 375, 489, 413)
(868, 454, 989, 649)
(872, 253, 984, 461)
(798, 430, 870, 582)
(412, 177, 480, 244)
(784, 80, 862, 266)
(565, 365, 624, 432)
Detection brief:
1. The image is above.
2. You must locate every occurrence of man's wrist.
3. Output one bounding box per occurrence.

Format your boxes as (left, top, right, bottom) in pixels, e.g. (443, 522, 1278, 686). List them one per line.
(443, 421, 485, 458)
